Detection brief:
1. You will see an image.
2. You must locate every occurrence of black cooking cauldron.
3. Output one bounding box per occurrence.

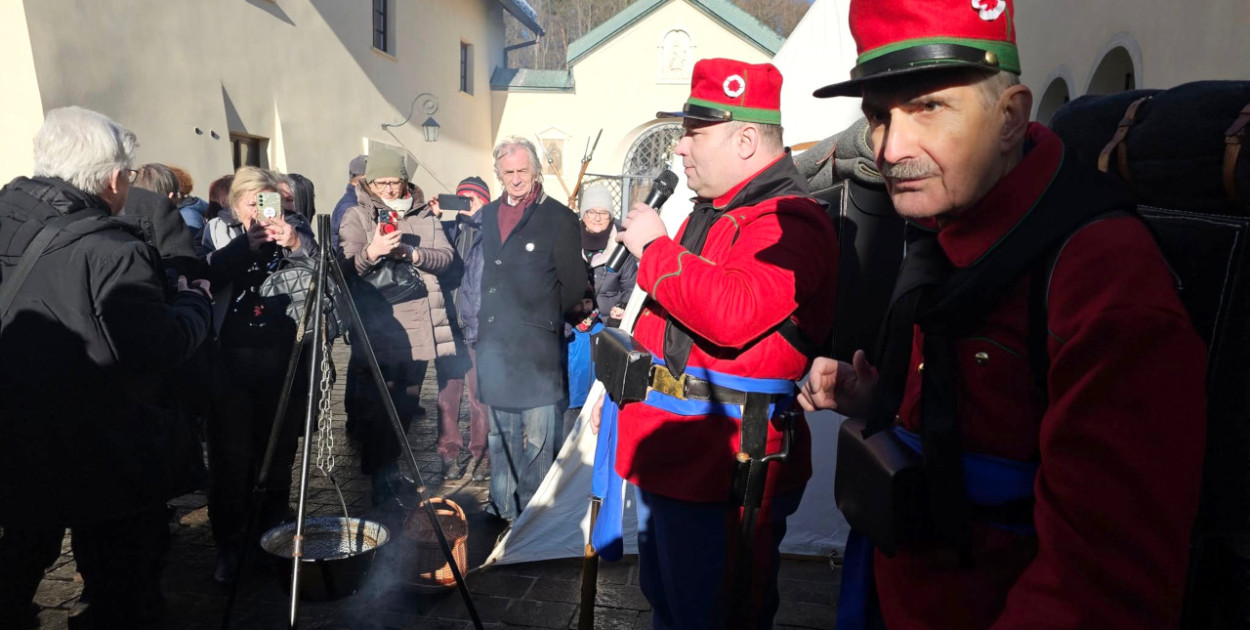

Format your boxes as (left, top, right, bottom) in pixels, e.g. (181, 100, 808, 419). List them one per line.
(260, 516, 391, 601)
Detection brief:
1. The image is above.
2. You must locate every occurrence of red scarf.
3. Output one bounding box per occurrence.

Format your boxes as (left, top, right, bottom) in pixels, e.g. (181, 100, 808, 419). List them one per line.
(499, 183, 542, 241)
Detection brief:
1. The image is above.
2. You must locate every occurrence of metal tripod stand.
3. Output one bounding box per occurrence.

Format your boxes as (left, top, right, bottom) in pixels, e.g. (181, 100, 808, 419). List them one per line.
(219, 215, 483, 630)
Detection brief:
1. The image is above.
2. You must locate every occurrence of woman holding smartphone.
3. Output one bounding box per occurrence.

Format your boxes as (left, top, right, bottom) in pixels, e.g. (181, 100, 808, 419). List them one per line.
(200, 166, 317, 584)
(338, 146, 456, 505)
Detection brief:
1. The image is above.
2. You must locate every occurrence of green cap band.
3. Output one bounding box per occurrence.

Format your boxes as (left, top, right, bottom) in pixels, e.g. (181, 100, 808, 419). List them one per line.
(686, 97, 782, 125)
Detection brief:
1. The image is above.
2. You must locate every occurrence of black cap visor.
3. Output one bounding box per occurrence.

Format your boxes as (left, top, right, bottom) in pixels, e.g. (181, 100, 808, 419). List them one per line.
(656, 102, 735, 122)
(814, 43, 1005, 98)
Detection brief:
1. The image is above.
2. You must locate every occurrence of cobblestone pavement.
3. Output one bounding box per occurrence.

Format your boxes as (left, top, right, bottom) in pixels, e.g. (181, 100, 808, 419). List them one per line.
(27, 341, 840, 629)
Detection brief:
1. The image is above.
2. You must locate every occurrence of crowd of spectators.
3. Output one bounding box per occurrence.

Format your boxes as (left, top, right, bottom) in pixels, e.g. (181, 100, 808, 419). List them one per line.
(0, 108, 628, 629)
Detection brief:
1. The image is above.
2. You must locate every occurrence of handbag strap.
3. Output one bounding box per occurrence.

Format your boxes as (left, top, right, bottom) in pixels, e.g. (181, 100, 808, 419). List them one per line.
(0, 213, 89, 316)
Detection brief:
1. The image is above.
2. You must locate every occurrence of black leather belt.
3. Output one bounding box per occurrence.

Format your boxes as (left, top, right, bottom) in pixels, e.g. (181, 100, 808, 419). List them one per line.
(647, 364, 755, 404)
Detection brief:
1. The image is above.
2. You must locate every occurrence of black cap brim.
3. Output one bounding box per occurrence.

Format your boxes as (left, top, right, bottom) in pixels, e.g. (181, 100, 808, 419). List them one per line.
(814, 43, 1008, 98)
(815, 62, 991, 98)
(656, 102, 735, 122)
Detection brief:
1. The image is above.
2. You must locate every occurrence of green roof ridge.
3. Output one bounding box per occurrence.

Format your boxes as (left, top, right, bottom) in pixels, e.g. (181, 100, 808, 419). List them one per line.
(566, 0, 785, 66)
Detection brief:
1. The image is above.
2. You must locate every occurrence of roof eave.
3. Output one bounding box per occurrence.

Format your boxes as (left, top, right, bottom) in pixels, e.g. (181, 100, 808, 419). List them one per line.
(687, 0, 784, 56)
(497, 0, 545, 37)
(490, 85, 576, 93)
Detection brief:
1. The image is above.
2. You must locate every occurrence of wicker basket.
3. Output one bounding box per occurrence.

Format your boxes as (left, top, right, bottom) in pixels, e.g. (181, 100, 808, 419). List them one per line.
(402, 497, 468, 591)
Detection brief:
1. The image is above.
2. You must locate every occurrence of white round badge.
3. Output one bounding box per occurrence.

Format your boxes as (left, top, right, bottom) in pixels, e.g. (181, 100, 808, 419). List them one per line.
(970, 0, 1007, 21)
(525, 242, 535, 252)
(723, 74, 746, 98)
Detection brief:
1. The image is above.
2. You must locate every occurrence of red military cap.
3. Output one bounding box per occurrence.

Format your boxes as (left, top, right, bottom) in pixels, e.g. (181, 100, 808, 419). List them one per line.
(658, 58, 783, 125)
(815, 0, 1020, 98)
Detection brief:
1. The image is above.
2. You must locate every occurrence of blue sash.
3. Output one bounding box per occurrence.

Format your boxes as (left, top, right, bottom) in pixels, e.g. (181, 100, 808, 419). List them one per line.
(835, 426, 1039, 630)
(591, 397, 628, 560)
(589, 359, 796, 562)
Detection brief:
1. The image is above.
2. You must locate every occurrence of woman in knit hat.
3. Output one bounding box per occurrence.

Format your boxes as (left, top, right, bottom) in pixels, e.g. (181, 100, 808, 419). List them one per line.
(558, 184, 638, 443)
(338, 146, 457, 503)
(578, 184, 635, 325)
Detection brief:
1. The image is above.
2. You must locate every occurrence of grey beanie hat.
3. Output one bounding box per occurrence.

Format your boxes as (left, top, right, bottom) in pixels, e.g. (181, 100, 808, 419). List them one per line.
(578, 184, 614, 217)
(364, 146, 407, 182)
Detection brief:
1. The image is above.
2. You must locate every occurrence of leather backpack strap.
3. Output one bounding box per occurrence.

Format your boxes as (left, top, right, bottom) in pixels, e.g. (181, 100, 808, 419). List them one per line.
(1222, 101, 1250, 203)
(1098, 96, 1152, 179)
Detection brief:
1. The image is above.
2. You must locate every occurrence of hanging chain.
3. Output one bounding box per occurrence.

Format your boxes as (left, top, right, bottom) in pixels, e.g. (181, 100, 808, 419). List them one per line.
(314, 320, 336, 476)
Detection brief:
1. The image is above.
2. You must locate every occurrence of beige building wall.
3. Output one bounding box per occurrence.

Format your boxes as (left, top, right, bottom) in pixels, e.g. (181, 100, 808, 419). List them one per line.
(0, 1, 45, 183)
(6, 0, 505, 209)
(1015, 0, 1250, 122)
(491, 0, 774, 206)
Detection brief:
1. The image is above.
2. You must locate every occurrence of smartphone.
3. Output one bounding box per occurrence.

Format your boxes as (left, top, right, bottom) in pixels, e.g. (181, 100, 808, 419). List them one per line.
(437, 193, 471, 211)
(257, 192, 282, 221)
(377, 208, 398, 234)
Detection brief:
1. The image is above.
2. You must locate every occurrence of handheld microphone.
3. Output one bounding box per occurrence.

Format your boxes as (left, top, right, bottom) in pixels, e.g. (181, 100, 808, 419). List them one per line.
(607, 169, 679, 273)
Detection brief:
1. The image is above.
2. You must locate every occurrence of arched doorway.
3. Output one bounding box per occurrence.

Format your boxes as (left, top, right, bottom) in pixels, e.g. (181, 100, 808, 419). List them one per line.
(1036, 77, 1071, 125)
(623, 122, 684, 178)
(1087, 46, 1136, 95)
(614, 122, 685, 211)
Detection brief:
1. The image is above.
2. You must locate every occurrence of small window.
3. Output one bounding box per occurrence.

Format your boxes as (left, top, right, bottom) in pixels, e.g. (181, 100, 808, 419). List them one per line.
(230, 133, 267, 170)
(373, 0, 389, 53)
(460, 42, 475, 94)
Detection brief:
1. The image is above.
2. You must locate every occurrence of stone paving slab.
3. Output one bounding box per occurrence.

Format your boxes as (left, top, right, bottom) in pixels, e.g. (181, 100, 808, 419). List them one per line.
(24, 340, 841, 628)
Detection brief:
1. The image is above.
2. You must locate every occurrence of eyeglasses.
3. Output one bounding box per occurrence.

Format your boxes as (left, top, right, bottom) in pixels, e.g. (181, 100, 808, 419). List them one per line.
(584, 210, 611, 218)
(371, 179, 404, 190)
(123, 169, 138, 183)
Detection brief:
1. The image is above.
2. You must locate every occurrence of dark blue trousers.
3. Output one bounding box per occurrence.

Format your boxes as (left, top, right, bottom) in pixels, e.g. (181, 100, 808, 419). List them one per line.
(635, 487, 803, 630)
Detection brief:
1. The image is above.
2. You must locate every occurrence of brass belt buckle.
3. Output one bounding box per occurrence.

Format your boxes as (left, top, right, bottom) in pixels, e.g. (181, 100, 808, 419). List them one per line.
(649, 365, 688, 400)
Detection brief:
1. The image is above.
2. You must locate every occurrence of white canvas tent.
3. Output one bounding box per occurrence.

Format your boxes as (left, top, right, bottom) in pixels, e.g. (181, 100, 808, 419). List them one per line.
(773, 0, 864, 147)
(486, 144, 855, 567)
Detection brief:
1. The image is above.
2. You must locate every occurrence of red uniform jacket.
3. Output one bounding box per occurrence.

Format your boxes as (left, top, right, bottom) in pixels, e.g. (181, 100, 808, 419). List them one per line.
(615, 155, 839, 503)
(876, 124, 1208, 629)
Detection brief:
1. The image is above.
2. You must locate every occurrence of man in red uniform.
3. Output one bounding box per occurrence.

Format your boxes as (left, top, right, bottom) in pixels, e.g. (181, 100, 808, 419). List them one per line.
(798, 1, 1208, 628)
(593, 58, 838, 629)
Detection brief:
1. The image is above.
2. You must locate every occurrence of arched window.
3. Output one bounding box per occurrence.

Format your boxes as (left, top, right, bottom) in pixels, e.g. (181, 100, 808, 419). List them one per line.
(1087, 46, 1136, 95)
(1036, 78, 1071, 125)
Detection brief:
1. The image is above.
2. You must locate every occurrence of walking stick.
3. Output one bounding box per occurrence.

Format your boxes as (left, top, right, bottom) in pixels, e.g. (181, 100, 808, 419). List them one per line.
(577, 496, 602, 630)
(568, 129, 603, 209)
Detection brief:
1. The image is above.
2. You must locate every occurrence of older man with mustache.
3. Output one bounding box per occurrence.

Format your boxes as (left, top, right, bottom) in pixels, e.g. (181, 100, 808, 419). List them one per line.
(799, 1, 1208, 629)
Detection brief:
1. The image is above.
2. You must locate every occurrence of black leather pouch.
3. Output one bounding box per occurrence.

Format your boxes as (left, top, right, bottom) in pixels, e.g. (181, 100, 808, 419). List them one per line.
(591, 328, 653, 406)
(835, 418, 932, 556)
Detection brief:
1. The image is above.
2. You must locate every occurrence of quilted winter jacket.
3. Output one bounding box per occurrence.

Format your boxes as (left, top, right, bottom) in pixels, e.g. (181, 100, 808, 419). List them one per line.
(0, 176, 213, 524)
(339, 184, 456, 364)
